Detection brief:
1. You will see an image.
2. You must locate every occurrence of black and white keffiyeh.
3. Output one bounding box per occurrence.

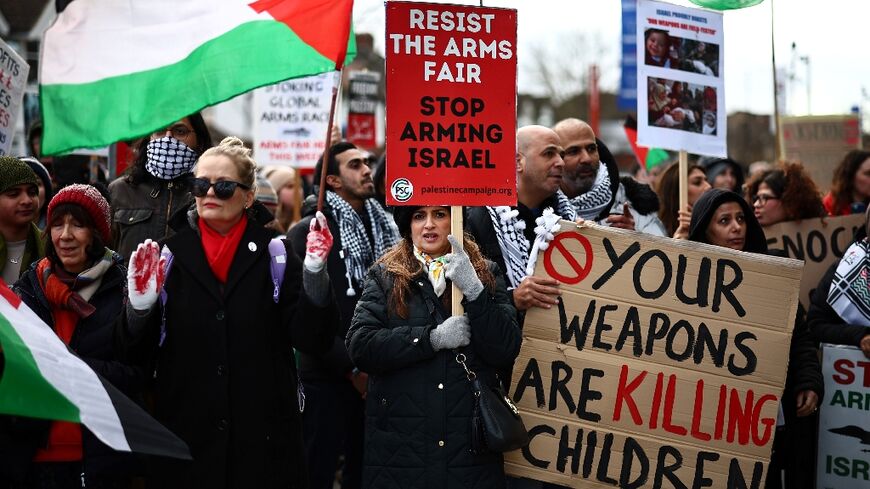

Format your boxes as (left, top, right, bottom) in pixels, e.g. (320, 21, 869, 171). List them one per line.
(487, 191, 576, 289)
(326, 190, 400, 296)
(145, 136, 199, 180)
(827, 239, 870, 325)
(569, 163, 612, 220)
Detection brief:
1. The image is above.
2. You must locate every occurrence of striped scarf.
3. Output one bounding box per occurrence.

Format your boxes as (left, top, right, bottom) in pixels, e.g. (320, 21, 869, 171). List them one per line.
(828, 239, 870, 325)
(569, 163, 612, 220)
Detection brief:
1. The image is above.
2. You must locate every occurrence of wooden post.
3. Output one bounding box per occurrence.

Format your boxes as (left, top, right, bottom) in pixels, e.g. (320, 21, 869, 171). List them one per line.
(678, 150, 688, 212)
(451, 205, 464, 316)
(317, 70, 343, 212)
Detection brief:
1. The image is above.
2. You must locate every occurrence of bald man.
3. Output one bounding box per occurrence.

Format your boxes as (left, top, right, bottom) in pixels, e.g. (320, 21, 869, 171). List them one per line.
(554, 118, 667, 236)
(464, 125, 577, 318)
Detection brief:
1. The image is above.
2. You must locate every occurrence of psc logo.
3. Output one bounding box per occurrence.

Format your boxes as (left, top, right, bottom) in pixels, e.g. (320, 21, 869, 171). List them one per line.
(390, 178, 414, 202)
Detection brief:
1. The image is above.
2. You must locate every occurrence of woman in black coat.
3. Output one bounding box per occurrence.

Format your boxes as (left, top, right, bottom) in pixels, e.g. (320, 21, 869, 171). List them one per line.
(3, 184, 143, 488)
(347, 205, 520, 489)
(119, 137, 338, 489)
(688, 189, 824, 489)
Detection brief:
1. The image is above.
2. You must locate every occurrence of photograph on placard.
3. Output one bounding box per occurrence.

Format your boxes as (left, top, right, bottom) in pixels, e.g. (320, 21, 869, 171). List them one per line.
(636, 0, 725, 156)
(647, 77, 717, 135)
(644, 28, 720, 77)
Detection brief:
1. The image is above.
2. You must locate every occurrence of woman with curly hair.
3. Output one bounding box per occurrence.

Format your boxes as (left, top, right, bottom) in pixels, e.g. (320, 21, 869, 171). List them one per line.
(347, 205, 520, 489)
(745, 161, 826, 226)
(823, 149, 870, 216)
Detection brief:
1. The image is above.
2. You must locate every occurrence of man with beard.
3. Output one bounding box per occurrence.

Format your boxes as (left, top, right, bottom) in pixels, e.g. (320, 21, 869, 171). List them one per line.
(553, 118, 667, 236)
(288, 141, 399, 489)
(465, 125, 577, 319)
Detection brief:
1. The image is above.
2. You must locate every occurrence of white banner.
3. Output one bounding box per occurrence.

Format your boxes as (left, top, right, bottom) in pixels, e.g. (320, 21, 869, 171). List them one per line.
(252, 72, 335, 169)
(0, 39, 29, 155)
(636, 0, 725, 156)
(817, 344, 870, 489)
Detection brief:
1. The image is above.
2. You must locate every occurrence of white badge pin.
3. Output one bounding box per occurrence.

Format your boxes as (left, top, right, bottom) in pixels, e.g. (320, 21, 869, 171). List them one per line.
(248, 242, 257, 252)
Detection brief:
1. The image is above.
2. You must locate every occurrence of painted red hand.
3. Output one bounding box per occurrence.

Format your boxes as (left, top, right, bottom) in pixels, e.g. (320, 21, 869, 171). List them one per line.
(127, 239, 161, 311)
(304, 211, 333, 272)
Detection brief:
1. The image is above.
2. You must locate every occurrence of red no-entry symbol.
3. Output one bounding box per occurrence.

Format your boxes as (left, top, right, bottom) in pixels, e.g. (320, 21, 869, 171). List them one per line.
(543, 232, 593, 285)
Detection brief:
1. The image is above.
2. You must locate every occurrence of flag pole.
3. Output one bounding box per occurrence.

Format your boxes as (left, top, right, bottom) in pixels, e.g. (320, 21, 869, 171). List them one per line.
(770, 0, 783, 162)
(317, 69, 343, 212)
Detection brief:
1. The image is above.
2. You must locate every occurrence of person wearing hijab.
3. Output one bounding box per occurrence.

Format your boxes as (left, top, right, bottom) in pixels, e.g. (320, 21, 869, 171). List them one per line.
(689, 189, 823, 489)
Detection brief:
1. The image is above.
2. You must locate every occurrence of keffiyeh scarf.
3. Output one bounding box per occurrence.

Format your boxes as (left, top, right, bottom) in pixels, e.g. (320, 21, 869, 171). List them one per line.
(413, 246, 448, 297)
(326, 190, 400, 296)
(487, 191, 576, 289)
(827, 239, 870, 325)
(145, 136, 199, 180)
(569, 164, 612, 220)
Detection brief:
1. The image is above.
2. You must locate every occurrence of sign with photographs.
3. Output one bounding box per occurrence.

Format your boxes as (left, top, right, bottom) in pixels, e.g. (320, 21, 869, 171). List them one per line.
(636, 0, 725, 156)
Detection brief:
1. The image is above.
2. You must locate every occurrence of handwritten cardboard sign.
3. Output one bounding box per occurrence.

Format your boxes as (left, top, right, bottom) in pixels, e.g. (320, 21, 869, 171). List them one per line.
(764, 214, 864, 310)
(385, 1, 517, 206)
(506, 222, 803, 488)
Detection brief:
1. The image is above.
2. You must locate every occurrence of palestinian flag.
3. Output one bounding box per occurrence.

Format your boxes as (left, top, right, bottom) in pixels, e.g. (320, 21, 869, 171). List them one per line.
(0, 282, 190, 459)
(40, 0, 355, 155)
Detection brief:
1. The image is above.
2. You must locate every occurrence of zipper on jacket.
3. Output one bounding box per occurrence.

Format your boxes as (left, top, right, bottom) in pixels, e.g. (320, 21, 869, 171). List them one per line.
(164, 181, 174, 237)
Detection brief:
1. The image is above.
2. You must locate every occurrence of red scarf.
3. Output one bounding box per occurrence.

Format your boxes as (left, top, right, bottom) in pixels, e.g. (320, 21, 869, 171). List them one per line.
(198, 214, 248, 283)
(33, 257, 84, 462)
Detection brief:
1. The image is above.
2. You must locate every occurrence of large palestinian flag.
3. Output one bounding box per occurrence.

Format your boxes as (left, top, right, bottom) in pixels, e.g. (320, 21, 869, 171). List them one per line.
(40, 0, 355, 155)
(0, 282, 189, 459)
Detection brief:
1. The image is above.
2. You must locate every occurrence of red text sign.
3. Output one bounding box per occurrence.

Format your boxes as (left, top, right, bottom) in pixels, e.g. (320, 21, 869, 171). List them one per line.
(385, 1, 517, 206)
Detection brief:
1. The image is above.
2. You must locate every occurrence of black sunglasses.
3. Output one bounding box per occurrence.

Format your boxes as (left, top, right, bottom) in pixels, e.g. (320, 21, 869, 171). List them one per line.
(189, 177, 250, 200)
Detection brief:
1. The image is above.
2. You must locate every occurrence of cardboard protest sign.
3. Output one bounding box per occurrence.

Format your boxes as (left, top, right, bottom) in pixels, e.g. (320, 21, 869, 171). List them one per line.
(0, 39, 29, 156)
(347, 71, 380, 149)
(636, 0, 725, 157)
(505, 222, 803, 488)
(385, 1, 517, 206)
(253, 73, 336, 168)
(781, 115, 862, 193)
(816, 344, 870, 489)
(764, 214, 865, 310)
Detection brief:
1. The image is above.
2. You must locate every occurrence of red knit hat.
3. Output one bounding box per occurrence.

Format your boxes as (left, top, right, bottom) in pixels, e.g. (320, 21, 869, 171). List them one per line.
(47, 184, 112, 243)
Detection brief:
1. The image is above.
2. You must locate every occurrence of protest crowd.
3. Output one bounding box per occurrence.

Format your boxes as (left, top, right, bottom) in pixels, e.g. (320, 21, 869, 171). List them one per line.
(0, 113, 867, 488)
(0, 1, 868, 489)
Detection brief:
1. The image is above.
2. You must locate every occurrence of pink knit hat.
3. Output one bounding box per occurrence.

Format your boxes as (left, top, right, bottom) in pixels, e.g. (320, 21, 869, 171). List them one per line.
(47, 184, 112, 243)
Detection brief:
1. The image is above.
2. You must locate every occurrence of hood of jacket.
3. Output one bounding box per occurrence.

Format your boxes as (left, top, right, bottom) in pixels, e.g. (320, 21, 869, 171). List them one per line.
(688, 188, 767, 253)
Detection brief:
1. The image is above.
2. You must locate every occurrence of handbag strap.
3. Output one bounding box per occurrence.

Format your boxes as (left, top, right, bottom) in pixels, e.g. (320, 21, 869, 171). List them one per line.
(420, 287, 478, 382)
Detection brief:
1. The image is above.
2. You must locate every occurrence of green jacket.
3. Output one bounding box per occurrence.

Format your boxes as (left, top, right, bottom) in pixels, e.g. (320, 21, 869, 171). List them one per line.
(0, 223, 45, 280)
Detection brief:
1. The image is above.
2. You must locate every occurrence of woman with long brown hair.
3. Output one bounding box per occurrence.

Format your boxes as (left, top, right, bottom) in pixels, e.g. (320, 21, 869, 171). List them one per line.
(347, 205, 519, 489)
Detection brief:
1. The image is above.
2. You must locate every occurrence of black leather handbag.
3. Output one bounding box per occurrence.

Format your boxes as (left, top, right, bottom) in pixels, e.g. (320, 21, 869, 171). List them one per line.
(421, 287, 529, 454)
(454, 352, 530, 454)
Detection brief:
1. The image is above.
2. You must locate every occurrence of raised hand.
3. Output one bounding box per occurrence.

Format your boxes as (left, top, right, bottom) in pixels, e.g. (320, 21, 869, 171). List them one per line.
(444, 235, 484, 300)
(304, 211, 333, 273)
(127, 239, 165, 311)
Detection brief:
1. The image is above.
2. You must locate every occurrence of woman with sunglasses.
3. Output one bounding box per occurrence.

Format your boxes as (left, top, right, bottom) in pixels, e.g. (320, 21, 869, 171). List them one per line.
(109, 113, 213, 261)
(119, 137, 339, 488)
(744, 161, 825, 227)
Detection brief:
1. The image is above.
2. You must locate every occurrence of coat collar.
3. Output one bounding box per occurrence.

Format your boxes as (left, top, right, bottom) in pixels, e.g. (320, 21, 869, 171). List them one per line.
(165, 216, 273, 302)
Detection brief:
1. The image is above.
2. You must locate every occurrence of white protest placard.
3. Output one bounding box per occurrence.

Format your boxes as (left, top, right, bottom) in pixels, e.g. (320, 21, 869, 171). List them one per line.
(816, 344, 870, 489)
(0, 39, 29, 155)
(636, 0, 725, 157)
(252, 73, 335, 169)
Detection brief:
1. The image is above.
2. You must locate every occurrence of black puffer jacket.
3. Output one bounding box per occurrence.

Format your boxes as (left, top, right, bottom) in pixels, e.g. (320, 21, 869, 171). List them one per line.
(0, 253, 145, 480)
(347, 259, 520, 489)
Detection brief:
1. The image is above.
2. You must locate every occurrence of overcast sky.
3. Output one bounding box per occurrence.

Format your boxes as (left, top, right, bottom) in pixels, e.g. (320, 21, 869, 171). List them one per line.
(353, 0, 869, 120)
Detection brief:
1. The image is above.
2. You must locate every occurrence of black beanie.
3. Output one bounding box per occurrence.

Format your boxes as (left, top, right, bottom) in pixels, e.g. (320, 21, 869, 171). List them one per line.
(393, 205, 422, 239)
